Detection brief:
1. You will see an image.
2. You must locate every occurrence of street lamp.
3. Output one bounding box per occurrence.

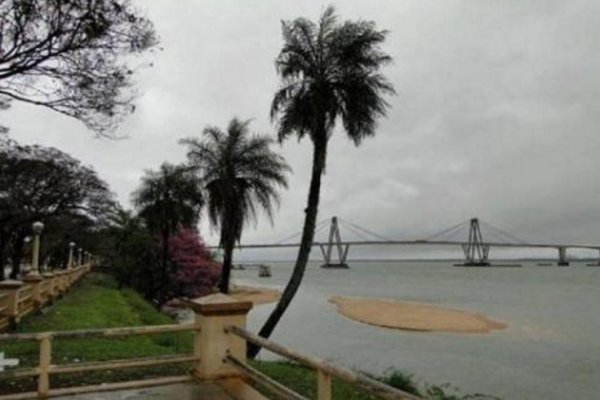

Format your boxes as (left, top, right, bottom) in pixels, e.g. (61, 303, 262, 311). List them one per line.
(68, 242, 76, 269)
(29, 221, 44, 276)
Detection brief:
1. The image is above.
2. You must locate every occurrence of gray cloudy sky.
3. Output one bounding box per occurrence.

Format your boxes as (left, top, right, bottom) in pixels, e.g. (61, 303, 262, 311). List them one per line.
(4, 1, 600, 260)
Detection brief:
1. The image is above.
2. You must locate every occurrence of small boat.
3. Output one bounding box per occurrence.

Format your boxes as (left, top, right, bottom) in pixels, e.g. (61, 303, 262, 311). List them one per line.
(258, 265, 272, 277)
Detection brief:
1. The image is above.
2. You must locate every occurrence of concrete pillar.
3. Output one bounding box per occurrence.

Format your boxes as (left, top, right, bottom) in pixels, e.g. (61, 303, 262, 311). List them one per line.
(67, 242, 75, 269)
(27, 221, 44, 277)
(0, 280, 24, 329)
(186, 293, 252, 381)
(558, 247, 569, 266)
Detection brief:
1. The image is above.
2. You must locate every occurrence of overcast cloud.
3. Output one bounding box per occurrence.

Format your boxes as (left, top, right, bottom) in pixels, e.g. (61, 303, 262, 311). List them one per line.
(3, 0, 600, 260)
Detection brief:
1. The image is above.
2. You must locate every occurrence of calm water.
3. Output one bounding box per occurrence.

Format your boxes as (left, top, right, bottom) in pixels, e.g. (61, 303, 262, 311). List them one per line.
(232, 261, 600, 400)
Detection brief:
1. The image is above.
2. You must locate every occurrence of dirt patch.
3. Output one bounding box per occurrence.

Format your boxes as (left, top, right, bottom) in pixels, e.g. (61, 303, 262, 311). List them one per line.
(329, 296, 506, 333)
(229, 285, 281, 305)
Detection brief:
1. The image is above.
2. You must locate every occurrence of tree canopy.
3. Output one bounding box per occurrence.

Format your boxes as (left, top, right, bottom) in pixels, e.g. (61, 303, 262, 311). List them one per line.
(0, 0, 157, 134)
(252, 6, 394, 357)
(0, 136, 116, 279)
(132, 163, 204, 302)
(271, 5, 395, 147)
(182, 118, 290, 293)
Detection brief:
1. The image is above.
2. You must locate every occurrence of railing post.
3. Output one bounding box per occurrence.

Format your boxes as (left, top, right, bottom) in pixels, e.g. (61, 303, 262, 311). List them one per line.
(186, 293, 252, 381)
(318, 370, 332, 400)
(22, 275, 44, 310)
(68, 242, 75, 269)
(38, 334, 51, 397)
(43, 272, 56, 301)
(0, 280, 23, 330)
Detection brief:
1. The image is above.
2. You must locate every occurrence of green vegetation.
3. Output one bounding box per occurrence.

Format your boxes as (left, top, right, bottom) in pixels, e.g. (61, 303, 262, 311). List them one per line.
(0, 274, 193, 394)
(253, 363, 498, 400)
(0, 275, 497, 399)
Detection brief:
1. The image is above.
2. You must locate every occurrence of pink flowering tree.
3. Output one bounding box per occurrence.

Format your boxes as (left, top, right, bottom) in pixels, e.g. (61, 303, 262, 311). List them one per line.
(169, 228, 221, 298)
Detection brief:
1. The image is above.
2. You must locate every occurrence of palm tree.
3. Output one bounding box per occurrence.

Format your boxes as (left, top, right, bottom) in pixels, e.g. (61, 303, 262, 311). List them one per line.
(132, 163, 204, 302)
(181, 118, 290, 293)
(250, 6, 395, 357)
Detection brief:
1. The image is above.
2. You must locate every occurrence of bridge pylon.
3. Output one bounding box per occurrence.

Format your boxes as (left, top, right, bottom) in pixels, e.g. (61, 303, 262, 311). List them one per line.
(557, 247, 569, 266)
(319, 216, 350, 268)
(460, 218, 490, 266)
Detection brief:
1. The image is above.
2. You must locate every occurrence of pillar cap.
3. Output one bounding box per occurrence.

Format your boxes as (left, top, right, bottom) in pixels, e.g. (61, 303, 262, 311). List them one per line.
(186, 293, 252, 316)
(0, 280, 23, 289)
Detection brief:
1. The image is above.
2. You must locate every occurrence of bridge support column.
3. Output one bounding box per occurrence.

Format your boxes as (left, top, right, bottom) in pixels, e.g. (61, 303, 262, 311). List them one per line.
(557, 247, 569, 266)
(320, 216, 350, 268)
(460, 218, 490, 266)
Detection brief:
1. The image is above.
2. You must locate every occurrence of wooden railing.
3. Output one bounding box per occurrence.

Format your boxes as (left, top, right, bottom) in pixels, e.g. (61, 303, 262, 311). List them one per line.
(0, 294, 9, 331)
(226, 326, 421, 400)
(0, 292, 421, 400)
(0, 265, 92, 332)
(0, 323, 196, 399)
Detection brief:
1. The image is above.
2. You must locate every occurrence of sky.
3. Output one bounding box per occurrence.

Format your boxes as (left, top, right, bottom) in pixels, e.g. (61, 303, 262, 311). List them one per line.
(3, 0, 600, 261)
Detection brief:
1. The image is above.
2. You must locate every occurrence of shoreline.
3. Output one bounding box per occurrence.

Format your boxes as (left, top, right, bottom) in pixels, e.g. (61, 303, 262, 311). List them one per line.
(229, 284, 281, 305)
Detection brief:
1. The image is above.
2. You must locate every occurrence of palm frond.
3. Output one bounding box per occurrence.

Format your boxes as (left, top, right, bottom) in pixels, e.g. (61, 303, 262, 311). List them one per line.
(182, 119, 290, 246)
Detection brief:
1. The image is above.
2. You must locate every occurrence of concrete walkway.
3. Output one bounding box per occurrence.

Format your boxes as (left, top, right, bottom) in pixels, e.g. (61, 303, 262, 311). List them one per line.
(55, 383, 236, 400)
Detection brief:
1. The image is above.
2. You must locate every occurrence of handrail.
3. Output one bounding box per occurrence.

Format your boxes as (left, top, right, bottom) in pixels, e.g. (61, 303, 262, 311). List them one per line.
(0, 322, 196, 342)
(0, 322, 197, 399)
(226, 325, 422, 400)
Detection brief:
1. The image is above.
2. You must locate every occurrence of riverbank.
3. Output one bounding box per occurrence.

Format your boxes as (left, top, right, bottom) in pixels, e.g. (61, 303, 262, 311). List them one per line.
(0, 273, 497, 399)
(329, 296, 506, 333)
(229, 284, 281, 305)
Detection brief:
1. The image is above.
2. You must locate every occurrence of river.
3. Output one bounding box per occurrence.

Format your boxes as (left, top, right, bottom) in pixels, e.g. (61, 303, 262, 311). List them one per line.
(232, 260, 600, 400)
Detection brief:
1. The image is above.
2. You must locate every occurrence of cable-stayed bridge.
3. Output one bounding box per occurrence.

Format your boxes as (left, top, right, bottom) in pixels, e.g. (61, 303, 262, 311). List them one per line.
(214, 217, 600, 267)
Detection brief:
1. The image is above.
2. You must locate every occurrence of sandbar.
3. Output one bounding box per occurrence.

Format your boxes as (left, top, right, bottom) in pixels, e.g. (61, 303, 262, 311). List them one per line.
(329, 296, 506, 333)
(229, 285, 281, 305)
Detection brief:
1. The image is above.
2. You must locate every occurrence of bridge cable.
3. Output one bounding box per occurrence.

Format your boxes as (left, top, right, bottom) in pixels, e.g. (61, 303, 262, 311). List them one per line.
(337, 218, 395, 241)
(479, 221, 528, 244)
(311, 221, 333, 241)
(338, 222, 374, 241)
(274, 218, 330, 244)
(422, 221, 469, 242)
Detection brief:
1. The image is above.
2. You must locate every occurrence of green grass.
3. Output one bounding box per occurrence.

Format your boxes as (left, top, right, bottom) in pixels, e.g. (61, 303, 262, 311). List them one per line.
(0, 274, 498, 399)
(0, 274, 193, 393)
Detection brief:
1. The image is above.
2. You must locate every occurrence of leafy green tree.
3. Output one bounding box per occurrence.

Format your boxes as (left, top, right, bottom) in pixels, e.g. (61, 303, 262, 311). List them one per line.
(181, 118, 290, 293)
(0, 0, 157, 134)
(0, 137, 115, 279)
(132, 163, 203, 302)
(251, 6, 395, 356)
(105, 210, 162, 297)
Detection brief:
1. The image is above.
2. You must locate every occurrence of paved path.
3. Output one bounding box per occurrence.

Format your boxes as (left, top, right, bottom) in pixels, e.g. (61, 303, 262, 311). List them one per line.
(55, 383, 235, 400)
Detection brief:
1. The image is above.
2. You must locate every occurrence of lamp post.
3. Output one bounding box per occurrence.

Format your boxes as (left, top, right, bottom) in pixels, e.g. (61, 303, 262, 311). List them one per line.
(77, 248, 83, 266)
(29, 221, 44, 276)
(68, 242, 75, 269)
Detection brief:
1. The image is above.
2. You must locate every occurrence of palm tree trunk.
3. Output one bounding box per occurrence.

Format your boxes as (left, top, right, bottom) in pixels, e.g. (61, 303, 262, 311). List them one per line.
(160, 230, 170, 302)
(219, 237, 234, 294)
(248, 139, 327, 358)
